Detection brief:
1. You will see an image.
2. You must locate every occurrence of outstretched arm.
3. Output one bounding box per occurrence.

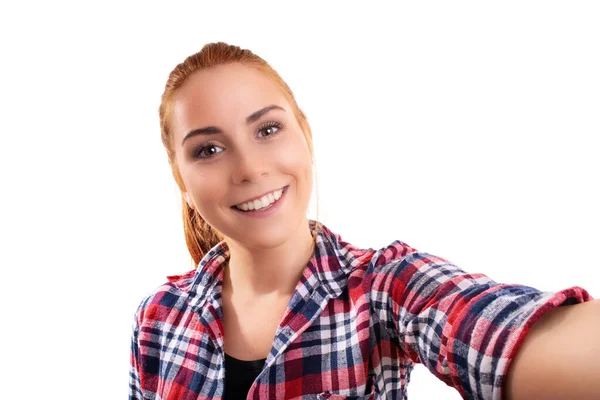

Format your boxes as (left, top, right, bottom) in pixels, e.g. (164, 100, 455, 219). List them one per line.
(504, 298, 600, 400)
(370, 242, 593, 399)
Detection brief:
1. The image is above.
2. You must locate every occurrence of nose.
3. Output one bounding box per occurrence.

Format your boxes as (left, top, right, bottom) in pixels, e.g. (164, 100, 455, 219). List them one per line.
(231, 150, 269, 185)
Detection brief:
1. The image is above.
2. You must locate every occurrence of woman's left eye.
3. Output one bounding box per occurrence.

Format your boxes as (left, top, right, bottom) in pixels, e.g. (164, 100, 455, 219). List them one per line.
(257, 121, 284, 139)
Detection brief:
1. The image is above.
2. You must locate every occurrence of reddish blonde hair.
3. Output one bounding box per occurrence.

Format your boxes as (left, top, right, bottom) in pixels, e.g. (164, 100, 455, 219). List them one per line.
(159, 42, 319, 266)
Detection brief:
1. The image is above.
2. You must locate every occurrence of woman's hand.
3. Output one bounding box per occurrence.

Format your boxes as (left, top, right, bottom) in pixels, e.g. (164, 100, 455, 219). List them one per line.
(504, 299, 600, 399)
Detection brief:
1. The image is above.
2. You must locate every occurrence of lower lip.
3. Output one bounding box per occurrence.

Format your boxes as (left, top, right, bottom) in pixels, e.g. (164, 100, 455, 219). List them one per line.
(231, 186, 288, 218)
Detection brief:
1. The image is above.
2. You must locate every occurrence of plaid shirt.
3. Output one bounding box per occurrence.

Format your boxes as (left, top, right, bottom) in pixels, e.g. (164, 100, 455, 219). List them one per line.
(129, 220, 592, 399)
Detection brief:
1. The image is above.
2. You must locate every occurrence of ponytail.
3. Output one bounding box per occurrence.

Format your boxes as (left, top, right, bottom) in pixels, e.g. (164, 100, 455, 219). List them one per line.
(180, 195, 224, 267)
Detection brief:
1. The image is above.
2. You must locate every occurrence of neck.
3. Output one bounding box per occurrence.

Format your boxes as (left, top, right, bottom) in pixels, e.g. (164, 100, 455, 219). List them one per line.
(223, 218, 315, 298)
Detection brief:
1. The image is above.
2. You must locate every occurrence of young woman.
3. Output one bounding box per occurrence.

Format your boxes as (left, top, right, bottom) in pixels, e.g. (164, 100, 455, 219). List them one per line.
(129, 42, 598, 400)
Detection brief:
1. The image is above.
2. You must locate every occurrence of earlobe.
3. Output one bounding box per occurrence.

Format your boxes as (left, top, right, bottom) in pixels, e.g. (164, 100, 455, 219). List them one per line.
(184, 192, 194, 210)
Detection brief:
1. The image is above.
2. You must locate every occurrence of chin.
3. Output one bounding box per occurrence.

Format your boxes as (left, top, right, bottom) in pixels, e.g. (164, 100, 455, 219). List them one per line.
(216, 209, 306, 251)
(233, 221, 294, 250)
(211, 183, 310, 250)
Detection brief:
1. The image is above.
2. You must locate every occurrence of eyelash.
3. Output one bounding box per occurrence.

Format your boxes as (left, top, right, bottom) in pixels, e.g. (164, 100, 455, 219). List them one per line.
(193, 120, 285, 160)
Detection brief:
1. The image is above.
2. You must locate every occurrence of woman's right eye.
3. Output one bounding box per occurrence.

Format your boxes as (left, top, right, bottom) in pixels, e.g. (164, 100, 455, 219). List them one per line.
(194, 143, 224, 159)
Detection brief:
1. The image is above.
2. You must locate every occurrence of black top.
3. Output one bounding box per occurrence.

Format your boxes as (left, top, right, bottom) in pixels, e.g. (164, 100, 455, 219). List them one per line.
(223, 353, 267, 400)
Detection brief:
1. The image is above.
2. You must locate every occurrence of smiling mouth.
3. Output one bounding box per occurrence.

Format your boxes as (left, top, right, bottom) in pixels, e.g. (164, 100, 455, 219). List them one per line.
(231, 185, 289, 212)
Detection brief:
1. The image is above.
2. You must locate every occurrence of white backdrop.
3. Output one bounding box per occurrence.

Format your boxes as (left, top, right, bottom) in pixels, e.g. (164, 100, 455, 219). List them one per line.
(1, 1, 598, 399)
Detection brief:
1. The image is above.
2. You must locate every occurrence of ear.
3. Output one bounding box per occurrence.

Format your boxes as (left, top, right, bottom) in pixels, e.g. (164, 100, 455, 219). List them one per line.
(184, 192, 194, 210)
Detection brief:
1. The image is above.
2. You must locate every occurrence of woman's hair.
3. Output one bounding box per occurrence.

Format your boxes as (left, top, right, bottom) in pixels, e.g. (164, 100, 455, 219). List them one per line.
(159, 42, 319, 266)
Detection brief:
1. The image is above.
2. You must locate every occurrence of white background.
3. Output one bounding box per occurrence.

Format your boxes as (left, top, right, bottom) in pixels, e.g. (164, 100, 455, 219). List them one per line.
(1, 1, 599, 399)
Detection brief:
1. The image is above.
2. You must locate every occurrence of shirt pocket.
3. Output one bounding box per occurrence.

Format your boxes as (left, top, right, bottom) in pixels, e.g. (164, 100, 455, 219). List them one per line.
(299, 376, 377, 400)
(315, 375, 376, 400)
(315, 391, 375, 400)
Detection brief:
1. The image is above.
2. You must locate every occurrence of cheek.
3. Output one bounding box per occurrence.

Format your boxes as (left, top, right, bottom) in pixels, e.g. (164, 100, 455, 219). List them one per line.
(179, 164, 223, 205)
(279, 136, 313, 186)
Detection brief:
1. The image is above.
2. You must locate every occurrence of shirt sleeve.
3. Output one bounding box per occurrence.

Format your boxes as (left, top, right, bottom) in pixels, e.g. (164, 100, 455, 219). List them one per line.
(371, 246, 593, 400)
(129, 304, 144, 400)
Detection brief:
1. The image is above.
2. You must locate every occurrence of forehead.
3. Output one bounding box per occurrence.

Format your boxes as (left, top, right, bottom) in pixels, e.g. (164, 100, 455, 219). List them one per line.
(171, 63, 289, 137)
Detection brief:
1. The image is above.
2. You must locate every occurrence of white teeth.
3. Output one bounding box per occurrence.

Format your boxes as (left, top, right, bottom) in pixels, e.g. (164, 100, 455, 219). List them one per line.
(235, 187, 284, 211)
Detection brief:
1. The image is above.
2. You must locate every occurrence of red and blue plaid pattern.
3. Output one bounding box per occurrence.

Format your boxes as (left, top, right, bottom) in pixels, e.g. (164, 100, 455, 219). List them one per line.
(130, 220, 592, 399)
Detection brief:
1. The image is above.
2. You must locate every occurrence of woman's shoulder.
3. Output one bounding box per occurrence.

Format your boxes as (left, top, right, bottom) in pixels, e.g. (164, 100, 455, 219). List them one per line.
(319, 222, 420, 269)
(132, 268, 198, 323)
(342, 236, 425, 273)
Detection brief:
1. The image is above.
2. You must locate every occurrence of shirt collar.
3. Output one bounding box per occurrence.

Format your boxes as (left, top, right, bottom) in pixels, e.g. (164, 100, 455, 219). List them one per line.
(168, 220, 366, 312)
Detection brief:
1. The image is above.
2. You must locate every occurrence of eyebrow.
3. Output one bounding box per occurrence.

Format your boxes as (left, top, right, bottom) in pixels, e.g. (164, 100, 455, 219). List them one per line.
(181, 104, 285, 145)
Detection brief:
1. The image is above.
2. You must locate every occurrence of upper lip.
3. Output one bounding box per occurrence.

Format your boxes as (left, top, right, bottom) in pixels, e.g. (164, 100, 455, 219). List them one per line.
(233, 186, 286, 206)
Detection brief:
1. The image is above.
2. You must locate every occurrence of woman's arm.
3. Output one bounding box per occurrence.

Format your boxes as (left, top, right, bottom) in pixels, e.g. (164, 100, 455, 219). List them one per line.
(129, 313, 143, 400)
(370, 242, 593, 399)
(504, 298, 600, 400)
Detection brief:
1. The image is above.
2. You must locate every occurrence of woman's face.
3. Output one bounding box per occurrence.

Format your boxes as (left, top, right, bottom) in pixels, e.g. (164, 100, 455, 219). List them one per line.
(171, 63, 313, 250)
